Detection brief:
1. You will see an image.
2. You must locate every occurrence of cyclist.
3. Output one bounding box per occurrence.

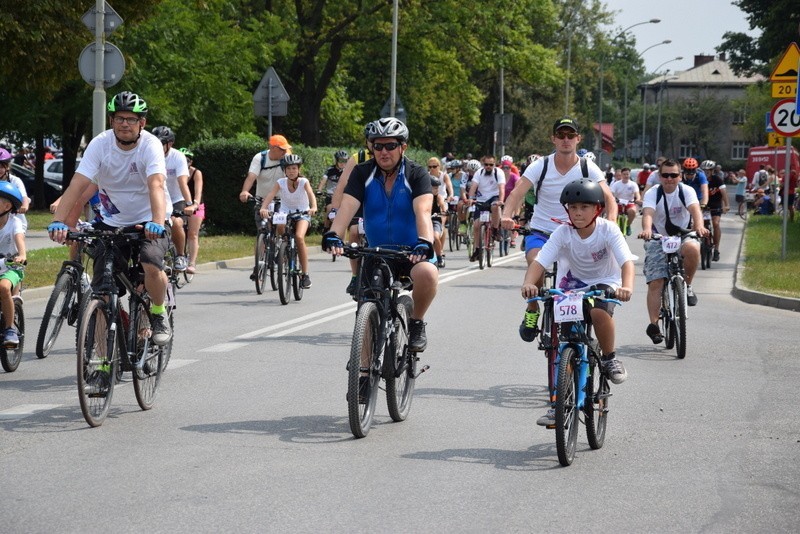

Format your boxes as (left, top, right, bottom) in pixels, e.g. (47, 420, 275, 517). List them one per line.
(701, 159, 729, 261)
(0, 148, 31, 230)
(637, 163, 652, 191)
(638, 158, 708, 343)
(180, 148, 204, 275)
(467, 155, 505, 261)
(682, 157, 708, 208)
(642, 156, 667, 196)
(502, 117, 616, 342)
(317, 150, 349, 231)
(0, 182, 26, 347)
(323, 117, 437, 352)
(239, 134, 292, 225)
(521, 179, 633, 424)
(430, 176, 448, 268)
(258, 154, 317, 289)
(48, 91, 173, 345)
(152, 126, 195, 271)
(609, 167, 641, 236)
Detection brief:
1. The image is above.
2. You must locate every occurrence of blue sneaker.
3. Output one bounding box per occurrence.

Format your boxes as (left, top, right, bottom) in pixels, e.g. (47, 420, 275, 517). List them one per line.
(3, 327, 19, 349)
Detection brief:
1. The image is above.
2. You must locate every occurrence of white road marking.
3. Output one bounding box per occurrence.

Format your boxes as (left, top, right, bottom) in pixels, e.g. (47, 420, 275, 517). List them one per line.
(0, 404, 62, 420)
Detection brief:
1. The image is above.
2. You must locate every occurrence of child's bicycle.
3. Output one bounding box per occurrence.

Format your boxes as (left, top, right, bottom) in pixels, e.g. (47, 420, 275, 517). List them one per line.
(273, 210, 309, 305)
(0, 258, 25, 373)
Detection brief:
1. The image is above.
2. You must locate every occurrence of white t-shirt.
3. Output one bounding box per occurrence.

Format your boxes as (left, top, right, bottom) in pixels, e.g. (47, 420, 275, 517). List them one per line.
(248, 152, 284, 198)
(7, 175, 28, 231)
(642, 183, 699, 235)
(0, 214, 24, 258)
(521, 154, 606, 233)
(646, 171, 660, 187)
(77, 129, 168, 227)
(165, 147, 190, 205)
(536, 217, 634, 291)
(277, 177, 310, 212)
(472, 167, 506, 200)
(610, 180, 639, 203)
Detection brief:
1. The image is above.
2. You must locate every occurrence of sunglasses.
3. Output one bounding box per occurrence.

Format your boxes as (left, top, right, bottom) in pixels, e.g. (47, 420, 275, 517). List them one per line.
(554, 131, 578, 140)
(661, 172, 681, 179)
(372, 141, 401, 152)
(484, 163, 495, 167)
(428, 165, 439, 169)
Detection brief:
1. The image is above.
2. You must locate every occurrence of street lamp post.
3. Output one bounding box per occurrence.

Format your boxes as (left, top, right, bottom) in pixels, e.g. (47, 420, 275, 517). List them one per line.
(622, 40, 672, 163)
(656, 74, 680, 157)
(596, 18, 660, 154)
(640, 56, 682, 163)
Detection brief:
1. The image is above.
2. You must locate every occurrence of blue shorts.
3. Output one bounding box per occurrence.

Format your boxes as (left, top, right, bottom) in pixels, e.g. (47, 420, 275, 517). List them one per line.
(523, 229, 551, 252)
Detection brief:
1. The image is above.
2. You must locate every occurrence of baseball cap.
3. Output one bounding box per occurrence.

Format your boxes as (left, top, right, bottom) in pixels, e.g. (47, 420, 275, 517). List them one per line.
(269, 134, 292, 150)
(552, 117, 579, 134)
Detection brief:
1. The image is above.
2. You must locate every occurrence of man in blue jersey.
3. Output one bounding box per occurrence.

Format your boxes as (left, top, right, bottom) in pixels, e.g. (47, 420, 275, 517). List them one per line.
(323, 118, 438, 352)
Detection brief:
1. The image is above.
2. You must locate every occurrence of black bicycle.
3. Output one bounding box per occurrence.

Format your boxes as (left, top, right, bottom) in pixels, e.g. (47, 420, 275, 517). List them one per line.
(447, 200, 460, 252)
(250, 196, 280, 294)
(699, 210, 714, 270)
(0, 259, 25, 373)
(67, 228, 173, 427)
(340, 245, 428, 438)
(274, 210, 308, 305)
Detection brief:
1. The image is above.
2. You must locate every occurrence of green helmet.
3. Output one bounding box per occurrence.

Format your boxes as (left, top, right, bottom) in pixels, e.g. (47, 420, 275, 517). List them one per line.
(179, 147, 194, 159)
(107, 91, 148, 116)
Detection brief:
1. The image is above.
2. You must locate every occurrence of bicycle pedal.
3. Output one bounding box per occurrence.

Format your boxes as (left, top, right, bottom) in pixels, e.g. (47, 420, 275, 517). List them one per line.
(413, 364, 430, 379)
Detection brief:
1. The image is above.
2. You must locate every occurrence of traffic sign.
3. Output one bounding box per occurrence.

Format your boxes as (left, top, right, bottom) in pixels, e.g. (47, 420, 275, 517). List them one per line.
(380, 96, 407, 123)
(768, 132, 785, 147)
(771, 82, 797, 99)
(253, 67, 289, 102)
(769, 98, 800, 137)
(81, 1, 123, 36)
(769, 42, 800, 82)
(78, 42, 125, 87)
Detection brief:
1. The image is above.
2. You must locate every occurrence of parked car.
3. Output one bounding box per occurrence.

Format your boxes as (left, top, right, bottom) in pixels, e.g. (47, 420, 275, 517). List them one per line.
(10, 162, 62, 206)
(43, 158, 81, 188)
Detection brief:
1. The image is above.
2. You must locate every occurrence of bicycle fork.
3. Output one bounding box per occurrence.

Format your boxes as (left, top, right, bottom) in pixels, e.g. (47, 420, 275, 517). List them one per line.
(552, 343, 590, 410)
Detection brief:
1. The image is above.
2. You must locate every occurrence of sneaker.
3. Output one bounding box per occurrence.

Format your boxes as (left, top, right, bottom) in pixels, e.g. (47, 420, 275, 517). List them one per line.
(469, 247, 481, 262)
(345, 276, 357, 295)
(646, 323, 663, 344)
(536, 408, 556, 427)
(301, 274, 312, 289)
(249, 269, 257, 281)
(408, 319, 427, 352)
(601, 357, 628, 385)
(174, 255, 188, 271)
(150, 313, 172, 346)
(626, 225, 632, 236)
(3, 327, 19, 349)
(686, 285, 698, 306)
(85, 366, 110, 397)
(186, 264, 196, 275)
(519, 310, 540, 342)
(437, 255, 445, 268)
(713, 249, 720, 262)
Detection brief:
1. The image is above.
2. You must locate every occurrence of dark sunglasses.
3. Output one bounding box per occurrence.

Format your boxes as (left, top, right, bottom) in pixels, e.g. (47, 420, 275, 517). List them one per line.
(428, 165, 439, 169)
(484, 162, 495, 167)
(661, 172, 681, 179)
(554, 131, 578, 140)
(372, 141, 401, 152)
(683, 169, 696, 175)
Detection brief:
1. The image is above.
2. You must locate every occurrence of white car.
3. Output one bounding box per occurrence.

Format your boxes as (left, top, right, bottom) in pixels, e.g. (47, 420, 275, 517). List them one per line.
(43, 158, 81, 188)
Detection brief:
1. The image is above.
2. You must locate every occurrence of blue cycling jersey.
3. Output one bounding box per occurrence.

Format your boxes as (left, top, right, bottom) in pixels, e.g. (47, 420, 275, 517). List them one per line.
(685, 170, 708, 200)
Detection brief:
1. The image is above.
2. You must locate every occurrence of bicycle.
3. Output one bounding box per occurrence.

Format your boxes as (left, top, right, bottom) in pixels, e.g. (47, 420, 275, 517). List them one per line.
(447, 200, 460, 252)
(340, 244, 429, 438)
(274, 210, 308, 305)
(249, 196, 280, 294)
(474, 201, 496, 270)
(0, 259, 25, 373)
(36, 240, 92, 359)
(738, 191, 755, 220)
(616, 200, 629, 237)
(497, 226, 510, 257)
(699, 210, 714, 270)
(529, 287, 621, 467)
(67, 228, 173, 427)
(645, 231, 696, 360)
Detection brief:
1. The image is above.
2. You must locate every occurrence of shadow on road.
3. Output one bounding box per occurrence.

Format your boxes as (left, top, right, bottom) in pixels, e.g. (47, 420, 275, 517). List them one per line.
(414, 383, 550, 410)
(180, 415, 354, 444)
(402, 443, 564, 471)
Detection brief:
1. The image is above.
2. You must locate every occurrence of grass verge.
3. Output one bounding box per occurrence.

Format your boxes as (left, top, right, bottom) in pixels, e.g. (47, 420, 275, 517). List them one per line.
(741, 214, 800, 298)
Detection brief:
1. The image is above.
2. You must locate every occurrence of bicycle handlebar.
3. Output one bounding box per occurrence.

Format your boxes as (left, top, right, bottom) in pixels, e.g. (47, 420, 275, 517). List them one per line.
(526, 286, 621, 306)
(340, 244, 412, 261)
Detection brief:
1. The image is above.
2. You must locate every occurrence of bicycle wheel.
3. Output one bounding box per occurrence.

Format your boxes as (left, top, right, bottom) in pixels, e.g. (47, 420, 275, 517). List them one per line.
(254, 233, 268, 294)
(291, 245, 304, 301)
(584, 349, 609, 450)
(448, 217, 457, 252)
(386, 295, 416, 422)
(268, 237, 278, 291)
(76, 299, 117, 427)
(661, 283, 675, 350)
(555, 347, 580, 467)
(36, 269, 75, 359)
(0, 298, 25, 372)
(132, 303, 164, 410)
(277, 241, 291, 305)
(465, 231, 473, 259)
(485, 226, 494, 268)
(347, 302, 382, 438)
(738, 202, 747, 220)
(673, 279, 687, 359)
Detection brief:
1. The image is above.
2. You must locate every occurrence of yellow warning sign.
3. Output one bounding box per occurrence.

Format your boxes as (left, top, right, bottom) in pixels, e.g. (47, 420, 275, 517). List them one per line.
(770, 42, 800, 82)
(768, 132, 785, 147)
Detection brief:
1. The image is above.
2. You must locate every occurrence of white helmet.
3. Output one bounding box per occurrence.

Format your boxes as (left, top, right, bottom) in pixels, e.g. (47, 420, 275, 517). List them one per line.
(364, 117, 409, 141)
(584, 151, 596, 162)
(465, 159, 481, 172)
(701, 159, 716, 170)
(500, 155, 514, 165)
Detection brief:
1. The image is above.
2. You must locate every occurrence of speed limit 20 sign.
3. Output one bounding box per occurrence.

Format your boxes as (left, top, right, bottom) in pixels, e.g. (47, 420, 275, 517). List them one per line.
(770, 99, 800, 137)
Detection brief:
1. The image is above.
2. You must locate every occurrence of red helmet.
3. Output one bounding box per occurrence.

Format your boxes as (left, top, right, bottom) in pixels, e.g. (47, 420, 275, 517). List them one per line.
(682, 157, 699, 170)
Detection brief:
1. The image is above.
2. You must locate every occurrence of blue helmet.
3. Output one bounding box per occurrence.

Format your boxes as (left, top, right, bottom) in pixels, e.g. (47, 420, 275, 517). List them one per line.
(577, 148, 588, 157)
(0, 181, 23, 212)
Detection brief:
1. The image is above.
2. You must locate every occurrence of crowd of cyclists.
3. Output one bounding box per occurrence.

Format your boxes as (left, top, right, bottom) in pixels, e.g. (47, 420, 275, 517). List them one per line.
(0, 88, 762, 436)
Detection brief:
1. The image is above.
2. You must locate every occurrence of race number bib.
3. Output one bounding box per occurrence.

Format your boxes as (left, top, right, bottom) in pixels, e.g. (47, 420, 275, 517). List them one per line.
(479, 211, 491, 222)
(272, 212, 287, 225)
(554, 293, 584, 323)
(661, 235, 681, 254)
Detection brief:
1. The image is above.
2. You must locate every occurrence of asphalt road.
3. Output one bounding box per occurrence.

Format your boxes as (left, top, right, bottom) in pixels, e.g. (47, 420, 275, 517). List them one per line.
(2, 215, 799, 533)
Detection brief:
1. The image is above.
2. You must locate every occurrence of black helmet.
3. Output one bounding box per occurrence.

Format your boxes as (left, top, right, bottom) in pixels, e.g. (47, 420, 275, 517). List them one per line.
(107, 91, 148, 116)
(430, 176, 441, 187)
(560, 179, 604, 207)
(280, 154, 303, 168)
(334, 150, 349, 161)
(151, 126, 175, 144)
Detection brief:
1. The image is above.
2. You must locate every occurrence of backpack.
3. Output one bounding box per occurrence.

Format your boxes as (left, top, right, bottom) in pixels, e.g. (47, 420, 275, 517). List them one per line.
(260, 150, 281, 171)
(655, 184, 690, 235)
(535, 156, 589, 204)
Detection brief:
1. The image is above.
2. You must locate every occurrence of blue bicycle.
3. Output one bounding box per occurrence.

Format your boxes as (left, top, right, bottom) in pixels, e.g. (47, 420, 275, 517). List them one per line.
(530, 287, 621, 466)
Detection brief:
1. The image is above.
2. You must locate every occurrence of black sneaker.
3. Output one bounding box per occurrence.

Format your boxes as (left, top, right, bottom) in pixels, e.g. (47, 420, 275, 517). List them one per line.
(408, 319, 427, 352)
(437, 255, 445, 268)
(686, 285, 698, 306)
(646, 323, 663, 344)
(301, 274, 312, 289)
(249, 269, 257, 281)
(601, 357, 628, 384)
(713, 249, 720, 262)
(345, 276, 357, 295)
(469, 248, 481, 262)
(85, 368, 111, 397)
(150, 313, 172, 346)
(519, 310, 540, 342)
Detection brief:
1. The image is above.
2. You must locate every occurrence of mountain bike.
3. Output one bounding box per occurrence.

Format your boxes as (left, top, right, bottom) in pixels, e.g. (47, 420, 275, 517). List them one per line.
(699, 210, 714, 270)
(529, 287, 620, 467)
(250, 196, 279, 294)
(0, 259, 25, 373)
(275, 210, 308, 305)
(340, 245, 428, 438)
(475, 201, 496, 270)
(36, 241, 92, 359)
(447, 200, 460, 252)
(67, 228, 172, 427)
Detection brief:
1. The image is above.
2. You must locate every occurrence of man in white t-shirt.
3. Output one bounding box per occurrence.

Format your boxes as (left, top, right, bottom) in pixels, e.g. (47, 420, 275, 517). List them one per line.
(467, 155, 506, 261)
(48, 91, 173, 346)
(609, 167, 641, 236)
(638, 158, 708, 344)
(502, 116, 617, 342)
(239, 134, 292, 229)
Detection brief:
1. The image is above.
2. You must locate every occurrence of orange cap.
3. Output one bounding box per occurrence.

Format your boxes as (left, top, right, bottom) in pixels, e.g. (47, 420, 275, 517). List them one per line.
(269, 134, 292, 150)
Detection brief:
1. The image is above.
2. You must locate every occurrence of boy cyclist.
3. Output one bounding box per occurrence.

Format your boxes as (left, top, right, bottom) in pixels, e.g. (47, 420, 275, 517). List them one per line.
(520, 179, 634, 426)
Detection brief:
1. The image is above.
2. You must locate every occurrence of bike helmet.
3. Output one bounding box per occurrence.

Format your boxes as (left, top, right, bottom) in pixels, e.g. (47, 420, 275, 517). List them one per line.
(465, 159, 481, 173)
(179, 147, 194, 159)
(577, 148, 588, 157)
(107, 91, 148, 116)
(500, 155, 514, 165)
(0, 148, 11, 163)
(364, 117, 409, 142)
(0, 181, 23, 212)
(584, 151, 596, 162)
(642, 163, 651, 170)
(280, 154, 303, 168)
(700, 159, 715, 170)
(446, 159, 462, 170)
(430, 176, 441, 187)
(151, 126, 175, 144)
(334, 149, 349, 161)
(682, 157, 699, 170)
(560, 178, 605, 207)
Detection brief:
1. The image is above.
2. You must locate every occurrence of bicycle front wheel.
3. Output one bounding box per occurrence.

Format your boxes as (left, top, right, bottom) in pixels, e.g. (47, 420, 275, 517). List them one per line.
(254, 233, 268, 294)
(484, 225, 494, 268)
(268, 238, 278, 290)
(347, 302, 382, 438)
(555, 347, 580, 467)
(76, 299, 117, 427)
(673, 279, 687, 359)
(1, 298, 25, 372)
(277, 242, 291, 305)
(36, 270, 75, 359)
(132, 303, 164, 410)
(584, 350, 609, 450)
(661, 283, 675, 350)
(385, 295, 416, 422)
(291, 246, 304, 301)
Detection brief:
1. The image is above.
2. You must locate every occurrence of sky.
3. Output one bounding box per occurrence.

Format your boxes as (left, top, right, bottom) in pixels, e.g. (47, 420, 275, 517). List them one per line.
(602, 0, 759, 73)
